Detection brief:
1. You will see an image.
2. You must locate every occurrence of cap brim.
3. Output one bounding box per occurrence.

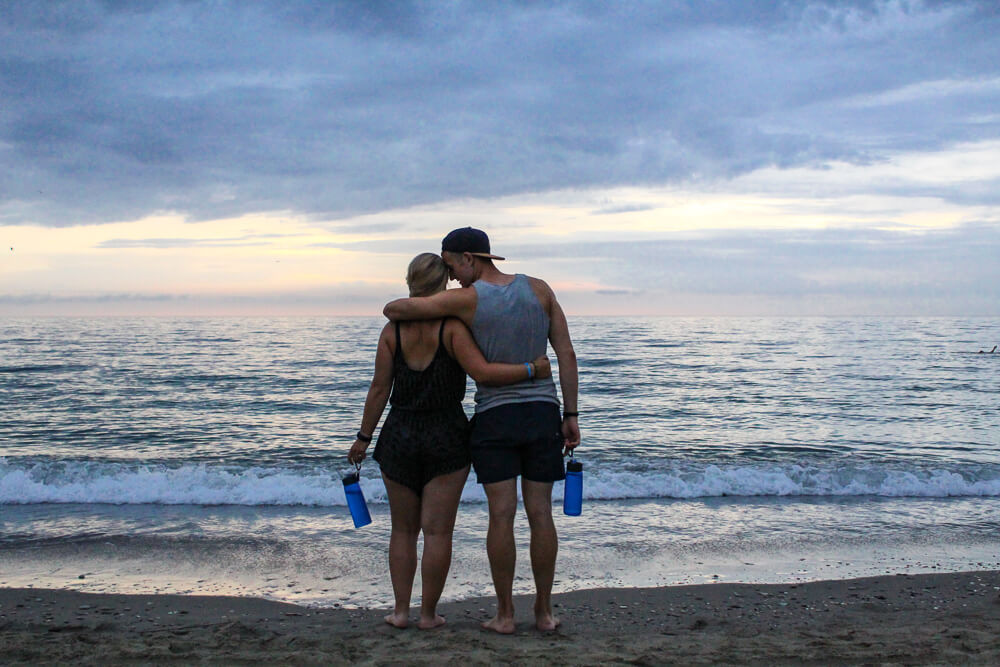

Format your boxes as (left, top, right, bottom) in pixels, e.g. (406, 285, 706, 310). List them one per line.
(469, 252, 505, 261)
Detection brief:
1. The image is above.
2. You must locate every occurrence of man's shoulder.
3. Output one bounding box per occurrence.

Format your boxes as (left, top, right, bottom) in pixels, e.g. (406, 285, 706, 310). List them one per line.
(522, 274, 551, 290)
(521, 275, 555, 305)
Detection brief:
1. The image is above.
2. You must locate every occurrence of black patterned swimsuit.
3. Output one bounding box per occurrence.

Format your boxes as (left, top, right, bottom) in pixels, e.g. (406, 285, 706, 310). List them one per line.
(372, 320, 471, 494)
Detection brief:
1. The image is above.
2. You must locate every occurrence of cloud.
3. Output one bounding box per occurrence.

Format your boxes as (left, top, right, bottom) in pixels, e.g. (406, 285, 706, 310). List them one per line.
(2, 1, 999, 226)
(0, 292, 187, 305)
(0, 280, 405, 315)
(4, 223, 997, 315)
(320, 222, 407, 235)
(507, 222, 1000, 308)
(96, 233, 296, 248)
(842, 76, 1000, 109)
(307, 237, 433, 255)
(591, 204, 658, 216)
(594, 288, 644, 296)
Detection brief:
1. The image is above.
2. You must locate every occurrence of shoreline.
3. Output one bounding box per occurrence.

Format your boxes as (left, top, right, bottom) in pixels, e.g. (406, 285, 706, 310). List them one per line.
(3, 571, 999, 664)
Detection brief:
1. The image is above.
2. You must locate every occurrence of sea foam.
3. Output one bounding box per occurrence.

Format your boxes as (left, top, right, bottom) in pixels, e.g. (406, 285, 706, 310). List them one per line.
(3, 458, 1000, 506)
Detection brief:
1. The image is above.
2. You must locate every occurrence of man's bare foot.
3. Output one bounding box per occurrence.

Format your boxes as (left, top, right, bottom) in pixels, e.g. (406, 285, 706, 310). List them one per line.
(535, 612, 560, 631)
(417, 613, 446, 629)
(384, 611, 409, 628)
(481, 614, 516, 634)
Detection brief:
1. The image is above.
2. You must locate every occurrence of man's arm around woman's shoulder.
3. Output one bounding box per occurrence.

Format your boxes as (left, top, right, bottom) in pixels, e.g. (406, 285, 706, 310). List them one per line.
(383, 287, 478, 325)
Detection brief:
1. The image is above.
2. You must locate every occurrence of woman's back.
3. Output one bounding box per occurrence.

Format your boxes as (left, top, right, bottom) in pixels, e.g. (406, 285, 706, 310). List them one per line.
(389, 319, 466, 411)
(398, 319, 445, 371)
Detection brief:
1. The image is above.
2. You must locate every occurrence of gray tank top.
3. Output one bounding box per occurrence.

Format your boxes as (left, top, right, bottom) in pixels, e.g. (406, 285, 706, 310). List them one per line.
(471, 274, 559, 413)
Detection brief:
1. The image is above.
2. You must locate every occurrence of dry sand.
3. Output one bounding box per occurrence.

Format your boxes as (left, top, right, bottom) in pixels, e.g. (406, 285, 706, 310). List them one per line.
(2, 570, 999, 665)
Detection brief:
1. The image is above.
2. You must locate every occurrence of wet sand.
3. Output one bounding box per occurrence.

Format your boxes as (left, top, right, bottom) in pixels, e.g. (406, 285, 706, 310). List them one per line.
(2, 570, 999, 664)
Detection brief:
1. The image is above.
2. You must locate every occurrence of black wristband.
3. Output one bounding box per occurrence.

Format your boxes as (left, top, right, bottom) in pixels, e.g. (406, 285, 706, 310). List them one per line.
(356, 430, 373, 443)
(562, 411, 578, 419)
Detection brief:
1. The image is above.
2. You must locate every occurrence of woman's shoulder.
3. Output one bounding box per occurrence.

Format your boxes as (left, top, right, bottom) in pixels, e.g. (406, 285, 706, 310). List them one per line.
(442, 316, 470, 336)
(441, 317, 472, 356)
(378, 321, 396, 349)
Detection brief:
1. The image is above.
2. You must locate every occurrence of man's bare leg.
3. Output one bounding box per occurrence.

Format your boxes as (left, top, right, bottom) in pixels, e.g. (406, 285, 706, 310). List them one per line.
(481, 478, 518, 634)
(382, 474, 421, 628)
(417, 465, 469, 629)
(522, 479, 559, 631)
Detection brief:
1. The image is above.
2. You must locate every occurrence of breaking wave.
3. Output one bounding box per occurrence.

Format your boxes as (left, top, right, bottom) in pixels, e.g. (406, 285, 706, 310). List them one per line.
(3, 458, 1000, 506)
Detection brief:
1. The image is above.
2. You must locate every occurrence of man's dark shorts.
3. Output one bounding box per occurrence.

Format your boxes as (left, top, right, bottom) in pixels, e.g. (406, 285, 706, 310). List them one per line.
(469, 401, 565, 485)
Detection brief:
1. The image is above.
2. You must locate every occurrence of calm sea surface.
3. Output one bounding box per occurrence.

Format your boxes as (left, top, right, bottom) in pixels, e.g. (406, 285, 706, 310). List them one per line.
(2, 317, 999, 606)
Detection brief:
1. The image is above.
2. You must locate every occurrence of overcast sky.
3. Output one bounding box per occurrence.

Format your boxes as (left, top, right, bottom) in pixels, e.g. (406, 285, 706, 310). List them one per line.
(2, 0, 999, 315)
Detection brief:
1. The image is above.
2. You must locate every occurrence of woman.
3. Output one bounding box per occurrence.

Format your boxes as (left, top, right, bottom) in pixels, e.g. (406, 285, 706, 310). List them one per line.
(348, 253, 550, 630)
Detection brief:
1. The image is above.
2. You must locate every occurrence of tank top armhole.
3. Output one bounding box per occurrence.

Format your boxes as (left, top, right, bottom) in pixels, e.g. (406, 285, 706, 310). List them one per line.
(437, 318, 452, 360)
(393, 321, 402, 360)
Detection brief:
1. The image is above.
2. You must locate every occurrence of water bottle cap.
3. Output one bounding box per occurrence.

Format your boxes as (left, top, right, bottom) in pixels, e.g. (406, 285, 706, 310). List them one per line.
(342, 471, 360, 486)
(566, 460, 583, 472)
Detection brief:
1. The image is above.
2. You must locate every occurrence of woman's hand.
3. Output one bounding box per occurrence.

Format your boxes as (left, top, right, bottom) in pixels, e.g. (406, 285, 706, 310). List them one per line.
(531, 355, 552, 380)
(348, 439, 369, 465)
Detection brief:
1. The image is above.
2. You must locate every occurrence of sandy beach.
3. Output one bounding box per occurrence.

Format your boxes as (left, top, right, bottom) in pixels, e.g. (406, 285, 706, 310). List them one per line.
(2, 570, 999, 664)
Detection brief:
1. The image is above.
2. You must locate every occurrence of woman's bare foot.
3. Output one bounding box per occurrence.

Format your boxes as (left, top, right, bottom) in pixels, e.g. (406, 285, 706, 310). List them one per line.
(384, 611, 409, 629)
(481, 614, 516, 634)
(417, 613, 446, 629)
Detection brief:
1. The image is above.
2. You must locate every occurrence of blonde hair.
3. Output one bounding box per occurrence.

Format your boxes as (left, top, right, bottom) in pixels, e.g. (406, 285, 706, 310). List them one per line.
(406, 253, 449, 297)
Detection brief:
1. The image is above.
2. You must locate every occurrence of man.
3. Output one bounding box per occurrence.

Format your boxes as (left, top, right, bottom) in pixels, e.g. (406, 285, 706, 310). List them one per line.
(383, 227, 580, 633)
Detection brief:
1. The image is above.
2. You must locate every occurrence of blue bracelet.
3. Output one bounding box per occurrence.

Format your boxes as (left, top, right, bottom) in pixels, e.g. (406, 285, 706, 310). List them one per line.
(525, 362, 533, 379)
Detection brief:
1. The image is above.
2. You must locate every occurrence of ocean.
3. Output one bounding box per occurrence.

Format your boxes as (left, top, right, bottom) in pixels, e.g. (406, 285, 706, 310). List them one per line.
(2, 316, 999, 608)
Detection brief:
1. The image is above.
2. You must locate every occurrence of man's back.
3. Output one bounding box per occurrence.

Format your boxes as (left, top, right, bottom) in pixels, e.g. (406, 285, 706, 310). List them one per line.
(471, 274, 559, 412)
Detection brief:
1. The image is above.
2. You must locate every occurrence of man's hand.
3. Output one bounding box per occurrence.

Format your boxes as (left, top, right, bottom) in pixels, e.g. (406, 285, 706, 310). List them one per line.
(561, 416, 580, 455)
(348, 439, 368, 465)
(532, 355, 551, 380)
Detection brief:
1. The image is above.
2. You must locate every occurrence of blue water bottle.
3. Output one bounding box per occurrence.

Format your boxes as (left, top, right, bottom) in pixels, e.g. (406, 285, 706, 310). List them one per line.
(563, 454, 583, 516)
(342, 465, 372, 528)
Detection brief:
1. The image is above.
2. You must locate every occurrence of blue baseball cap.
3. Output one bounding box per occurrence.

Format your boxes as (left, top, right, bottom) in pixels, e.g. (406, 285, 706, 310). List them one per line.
(441, 227, 505, 260)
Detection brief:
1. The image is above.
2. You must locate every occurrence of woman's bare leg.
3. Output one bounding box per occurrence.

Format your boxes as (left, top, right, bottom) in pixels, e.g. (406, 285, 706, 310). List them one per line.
(417, 465, 470, 629)
(382, 474, 421, 628)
